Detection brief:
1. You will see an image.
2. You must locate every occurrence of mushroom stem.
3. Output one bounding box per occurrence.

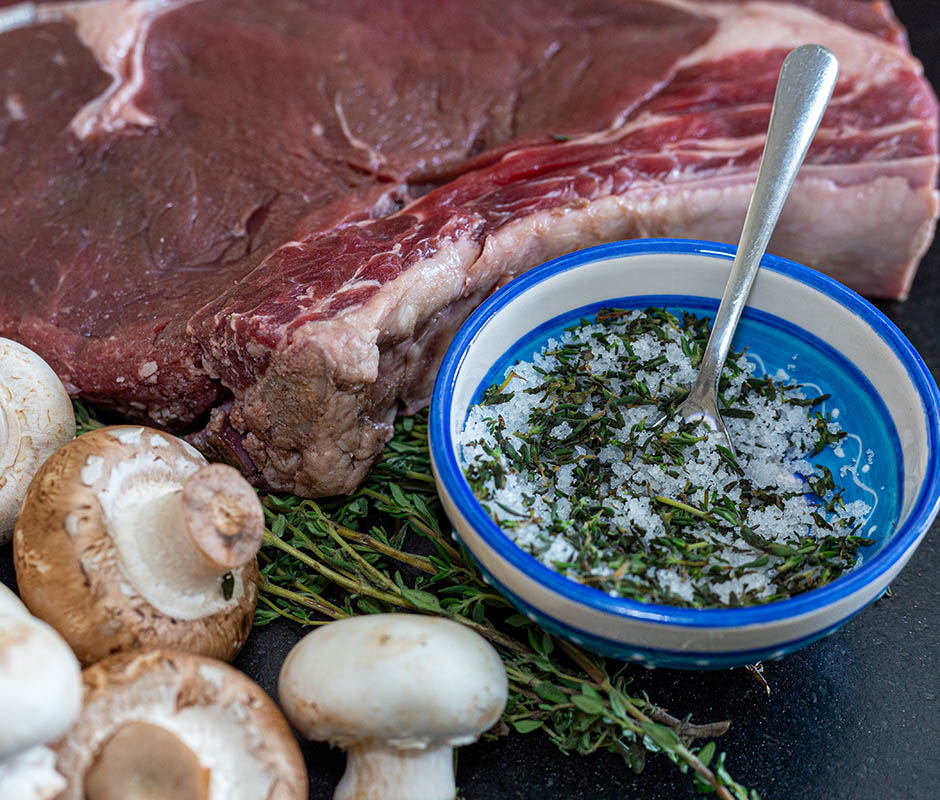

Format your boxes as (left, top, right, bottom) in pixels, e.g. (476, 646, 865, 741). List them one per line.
(181, 464, 264, 570)
(132, 488, 233, 588)
(335, 743, 455, 800)
(105, 462, 262, 620)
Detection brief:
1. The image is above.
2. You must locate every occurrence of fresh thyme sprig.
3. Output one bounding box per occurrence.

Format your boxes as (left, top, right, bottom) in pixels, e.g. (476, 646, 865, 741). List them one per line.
(71, 400, 757, 799)
(74, 400, 106, 435)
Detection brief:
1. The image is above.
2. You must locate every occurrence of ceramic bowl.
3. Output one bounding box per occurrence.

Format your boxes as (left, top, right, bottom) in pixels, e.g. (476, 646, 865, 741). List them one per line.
(429, 239, 940, 669)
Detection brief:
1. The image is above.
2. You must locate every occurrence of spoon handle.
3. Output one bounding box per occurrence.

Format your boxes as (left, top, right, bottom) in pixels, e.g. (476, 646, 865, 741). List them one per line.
(693, 44, 839, 394)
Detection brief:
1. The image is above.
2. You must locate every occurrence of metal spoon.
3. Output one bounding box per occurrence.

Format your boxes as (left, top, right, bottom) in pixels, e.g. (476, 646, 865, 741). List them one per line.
(649, 44, 839, 454)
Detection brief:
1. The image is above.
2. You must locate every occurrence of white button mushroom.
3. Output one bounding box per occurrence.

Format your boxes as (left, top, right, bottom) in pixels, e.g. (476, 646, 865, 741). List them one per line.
(0, 583, 82, 799)
(278, 613, 508, 800)
(0, 337, 75, 544)
(13, 425, 264, 665)
(53, 648, 308, 800)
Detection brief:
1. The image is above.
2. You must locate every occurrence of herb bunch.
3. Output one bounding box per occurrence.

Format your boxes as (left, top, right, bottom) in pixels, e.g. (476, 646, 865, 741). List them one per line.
(73, 402, 758, 799)
(462, 307, 873, 607)
(257, 413, 758, 799)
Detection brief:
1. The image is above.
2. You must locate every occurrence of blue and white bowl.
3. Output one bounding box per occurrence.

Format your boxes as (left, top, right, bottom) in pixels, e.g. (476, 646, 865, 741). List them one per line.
(429, 239, 940, 669)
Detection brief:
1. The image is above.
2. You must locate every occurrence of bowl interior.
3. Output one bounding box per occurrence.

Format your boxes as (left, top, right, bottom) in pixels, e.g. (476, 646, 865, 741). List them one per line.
(437, 241, 939, 613)
(468, 295, 901, 553)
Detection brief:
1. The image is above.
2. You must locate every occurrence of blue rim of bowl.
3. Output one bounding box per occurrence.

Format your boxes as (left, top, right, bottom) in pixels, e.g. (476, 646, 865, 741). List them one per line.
(429, 238, 940, 629)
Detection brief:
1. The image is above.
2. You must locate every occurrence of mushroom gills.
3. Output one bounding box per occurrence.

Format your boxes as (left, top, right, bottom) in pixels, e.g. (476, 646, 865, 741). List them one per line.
(53, 650, 308, 800)
(85, 721, 210, 800)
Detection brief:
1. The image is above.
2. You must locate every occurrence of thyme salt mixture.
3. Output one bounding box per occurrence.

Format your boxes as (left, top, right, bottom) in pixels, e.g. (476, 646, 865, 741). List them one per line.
(460, 308, 874, 607)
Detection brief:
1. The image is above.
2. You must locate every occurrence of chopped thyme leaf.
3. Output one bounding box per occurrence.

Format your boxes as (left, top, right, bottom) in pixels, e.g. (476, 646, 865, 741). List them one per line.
(460, 307, 878, 608)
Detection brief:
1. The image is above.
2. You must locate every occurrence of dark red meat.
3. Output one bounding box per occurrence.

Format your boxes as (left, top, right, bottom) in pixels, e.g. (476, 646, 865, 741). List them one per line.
(0, 0, 935, 495)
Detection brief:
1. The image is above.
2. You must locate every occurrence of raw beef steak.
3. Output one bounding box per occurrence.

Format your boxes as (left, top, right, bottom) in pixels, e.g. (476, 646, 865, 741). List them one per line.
(0, 0, 936, 496)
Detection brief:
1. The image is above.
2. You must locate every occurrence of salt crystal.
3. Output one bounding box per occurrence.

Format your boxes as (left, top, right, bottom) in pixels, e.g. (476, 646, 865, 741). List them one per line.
(457, 308, 878, 608)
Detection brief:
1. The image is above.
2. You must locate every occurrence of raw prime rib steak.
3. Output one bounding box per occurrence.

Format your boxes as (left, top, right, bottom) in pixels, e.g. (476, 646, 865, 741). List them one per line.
(0, 0, 936, 496)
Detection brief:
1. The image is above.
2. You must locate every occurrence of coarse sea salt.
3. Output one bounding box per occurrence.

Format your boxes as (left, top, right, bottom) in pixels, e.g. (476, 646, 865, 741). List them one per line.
(459, 308, 875, 608)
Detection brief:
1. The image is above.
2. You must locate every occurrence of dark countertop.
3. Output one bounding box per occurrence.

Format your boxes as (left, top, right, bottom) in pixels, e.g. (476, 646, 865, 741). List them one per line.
(2, 2, 939, 798)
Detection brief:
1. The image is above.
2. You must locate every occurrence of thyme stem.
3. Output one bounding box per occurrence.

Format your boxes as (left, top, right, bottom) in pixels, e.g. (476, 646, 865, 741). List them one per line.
(359, 487, 464, 561)
(258, 578, 346, 621)
(262, 531, 416, 610)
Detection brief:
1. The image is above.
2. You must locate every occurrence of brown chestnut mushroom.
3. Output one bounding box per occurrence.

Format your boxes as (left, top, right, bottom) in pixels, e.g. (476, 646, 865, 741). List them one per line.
(54, 648, 307, 800)
(13, 426, 263, 665)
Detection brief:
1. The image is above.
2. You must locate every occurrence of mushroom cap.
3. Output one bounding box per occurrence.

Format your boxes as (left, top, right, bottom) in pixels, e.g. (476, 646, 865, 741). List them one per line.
(13, 426, 259, 666)
(54, 649, 308, 800)
(0, 583, 82, 761)
(278, 614, 508, 749)
(0, 337, 75, 543)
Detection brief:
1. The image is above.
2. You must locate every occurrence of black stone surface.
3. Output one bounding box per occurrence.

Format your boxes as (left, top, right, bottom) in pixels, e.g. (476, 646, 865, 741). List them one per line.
(2, 3, 939, 798)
